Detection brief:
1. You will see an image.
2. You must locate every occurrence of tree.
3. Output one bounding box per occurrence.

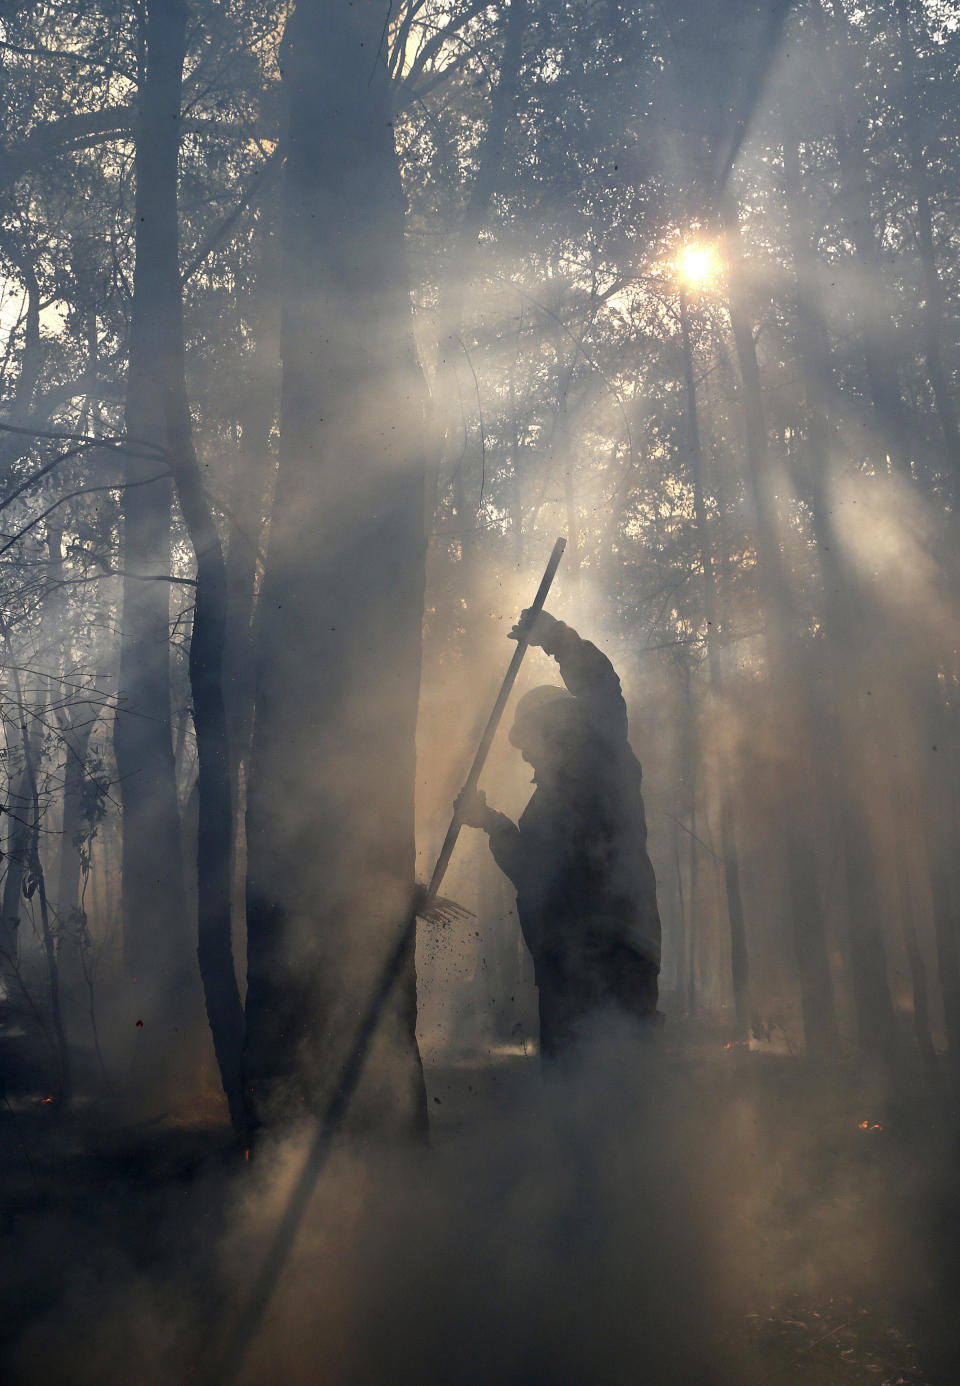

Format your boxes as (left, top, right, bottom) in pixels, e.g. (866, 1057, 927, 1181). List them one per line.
(114, 1, 196, 1065)
(243, 0, 431, 1133)
(119, 0, 248, 1130)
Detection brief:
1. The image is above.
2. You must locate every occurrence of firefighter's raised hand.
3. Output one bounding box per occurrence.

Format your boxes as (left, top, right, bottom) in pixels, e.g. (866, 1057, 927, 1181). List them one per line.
(508, 607, 560, 649)
(454, 785, 492, 830)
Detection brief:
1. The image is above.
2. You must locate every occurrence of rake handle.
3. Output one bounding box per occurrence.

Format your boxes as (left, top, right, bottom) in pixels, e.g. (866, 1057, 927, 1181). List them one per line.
(423, 535, 566, 909)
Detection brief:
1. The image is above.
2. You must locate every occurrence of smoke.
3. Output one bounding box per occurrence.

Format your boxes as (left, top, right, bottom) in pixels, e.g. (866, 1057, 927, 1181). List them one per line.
(8, 1018, 954, 1385)
(3, 2, 960, 1382)
(209, 1046, 959, 1386)
(204, 1033, 748, 1386)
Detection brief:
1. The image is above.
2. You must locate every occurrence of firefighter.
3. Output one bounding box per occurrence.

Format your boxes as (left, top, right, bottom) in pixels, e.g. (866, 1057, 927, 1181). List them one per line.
(456, 609, 661, 1059)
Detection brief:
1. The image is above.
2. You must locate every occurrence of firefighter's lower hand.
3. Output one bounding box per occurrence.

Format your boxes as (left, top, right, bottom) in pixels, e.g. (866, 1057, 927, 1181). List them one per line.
(508, 607, 560, 649)
(455, 786, 491, 830)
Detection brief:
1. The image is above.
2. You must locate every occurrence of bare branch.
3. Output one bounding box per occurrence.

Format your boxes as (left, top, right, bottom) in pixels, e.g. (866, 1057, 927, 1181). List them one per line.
(0, 419, 164, 460)
(0, 474, 170, 560)
(180, 148, 280, 286)
(0, 39, 135, 81)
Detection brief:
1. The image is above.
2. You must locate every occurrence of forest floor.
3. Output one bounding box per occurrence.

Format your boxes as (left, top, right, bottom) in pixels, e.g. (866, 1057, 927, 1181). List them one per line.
(2, 1024, 958, 1385)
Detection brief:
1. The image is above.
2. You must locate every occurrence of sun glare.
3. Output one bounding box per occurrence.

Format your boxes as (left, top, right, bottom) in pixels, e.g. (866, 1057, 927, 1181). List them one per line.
(677, 242, 721, 292)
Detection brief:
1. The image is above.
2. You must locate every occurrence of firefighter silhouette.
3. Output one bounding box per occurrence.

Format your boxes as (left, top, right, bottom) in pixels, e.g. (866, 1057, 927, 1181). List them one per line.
(457, 610, 661, 1059)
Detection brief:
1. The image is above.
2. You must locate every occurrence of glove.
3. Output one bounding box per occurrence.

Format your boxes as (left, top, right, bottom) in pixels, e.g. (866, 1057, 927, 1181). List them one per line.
(454, 786, 493, 830)
(507, 607, 561, 650)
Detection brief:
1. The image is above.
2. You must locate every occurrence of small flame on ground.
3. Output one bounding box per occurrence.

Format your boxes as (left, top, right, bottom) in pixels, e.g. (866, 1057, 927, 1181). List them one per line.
(244, 1148, 250, 1162)
(858, 1120, 883, 1131)
(40, 1096, 53, 1104)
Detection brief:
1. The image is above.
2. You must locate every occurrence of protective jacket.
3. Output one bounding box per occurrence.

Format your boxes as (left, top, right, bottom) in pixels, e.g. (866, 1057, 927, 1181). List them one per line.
(483, 620, 661, 1053)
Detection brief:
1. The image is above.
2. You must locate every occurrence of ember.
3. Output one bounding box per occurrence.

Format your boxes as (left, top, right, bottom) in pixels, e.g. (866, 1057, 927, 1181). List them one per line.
(858, 1120, 883, 1131)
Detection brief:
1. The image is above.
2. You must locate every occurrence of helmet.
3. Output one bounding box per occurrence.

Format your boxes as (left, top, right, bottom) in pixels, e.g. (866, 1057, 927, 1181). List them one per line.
(508, 685, 578, 751)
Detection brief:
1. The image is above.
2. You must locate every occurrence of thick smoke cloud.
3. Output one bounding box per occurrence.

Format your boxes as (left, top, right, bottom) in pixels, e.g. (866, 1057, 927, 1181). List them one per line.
(8, 1024, 954, 1385)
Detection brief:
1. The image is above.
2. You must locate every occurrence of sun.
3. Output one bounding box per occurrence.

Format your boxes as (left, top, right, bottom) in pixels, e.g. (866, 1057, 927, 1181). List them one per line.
(676, 242, 721, 292)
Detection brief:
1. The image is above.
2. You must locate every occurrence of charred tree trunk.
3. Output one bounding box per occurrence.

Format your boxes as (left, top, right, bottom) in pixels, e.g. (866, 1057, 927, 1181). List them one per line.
(119, 0, 245, 1130)
(115, 6, 192, 1048)
(244, 0, 429, 1135)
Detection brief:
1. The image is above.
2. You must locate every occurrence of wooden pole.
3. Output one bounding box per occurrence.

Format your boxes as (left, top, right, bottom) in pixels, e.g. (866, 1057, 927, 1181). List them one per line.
(421, 534, 566, 909)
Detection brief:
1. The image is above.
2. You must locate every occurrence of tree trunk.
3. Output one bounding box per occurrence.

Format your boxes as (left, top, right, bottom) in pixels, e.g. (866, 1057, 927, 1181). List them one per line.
(115, 5, 193, 1046)
(440, 0, 526, 340)
(42, 518, 97, 1034)
(54, 715, 95, 1016)
(681, 661, 699, 1017)
(119, 0, 245, 1129)
(720, 185, 841, 1058)
(817, 0, 912, 477)
(244, 0, 429, 1135)
(23, 720, 71, 1104)
(1, 644, 71, 1102)
(679, 285, 751, 1035)
(897, 850, 937, 1072)
(0, 750, 37, 992)
(894, 0, 960, 493)
(781, 136, 907, 1068)
(432, 0, 527, 634)
(920, 677, 960, 1066)
(223, 229, 280, 986)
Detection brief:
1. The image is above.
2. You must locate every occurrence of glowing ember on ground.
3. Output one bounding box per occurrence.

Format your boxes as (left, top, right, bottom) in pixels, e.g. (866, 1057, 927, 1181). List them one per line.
(858, 1120, 883, 1131)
